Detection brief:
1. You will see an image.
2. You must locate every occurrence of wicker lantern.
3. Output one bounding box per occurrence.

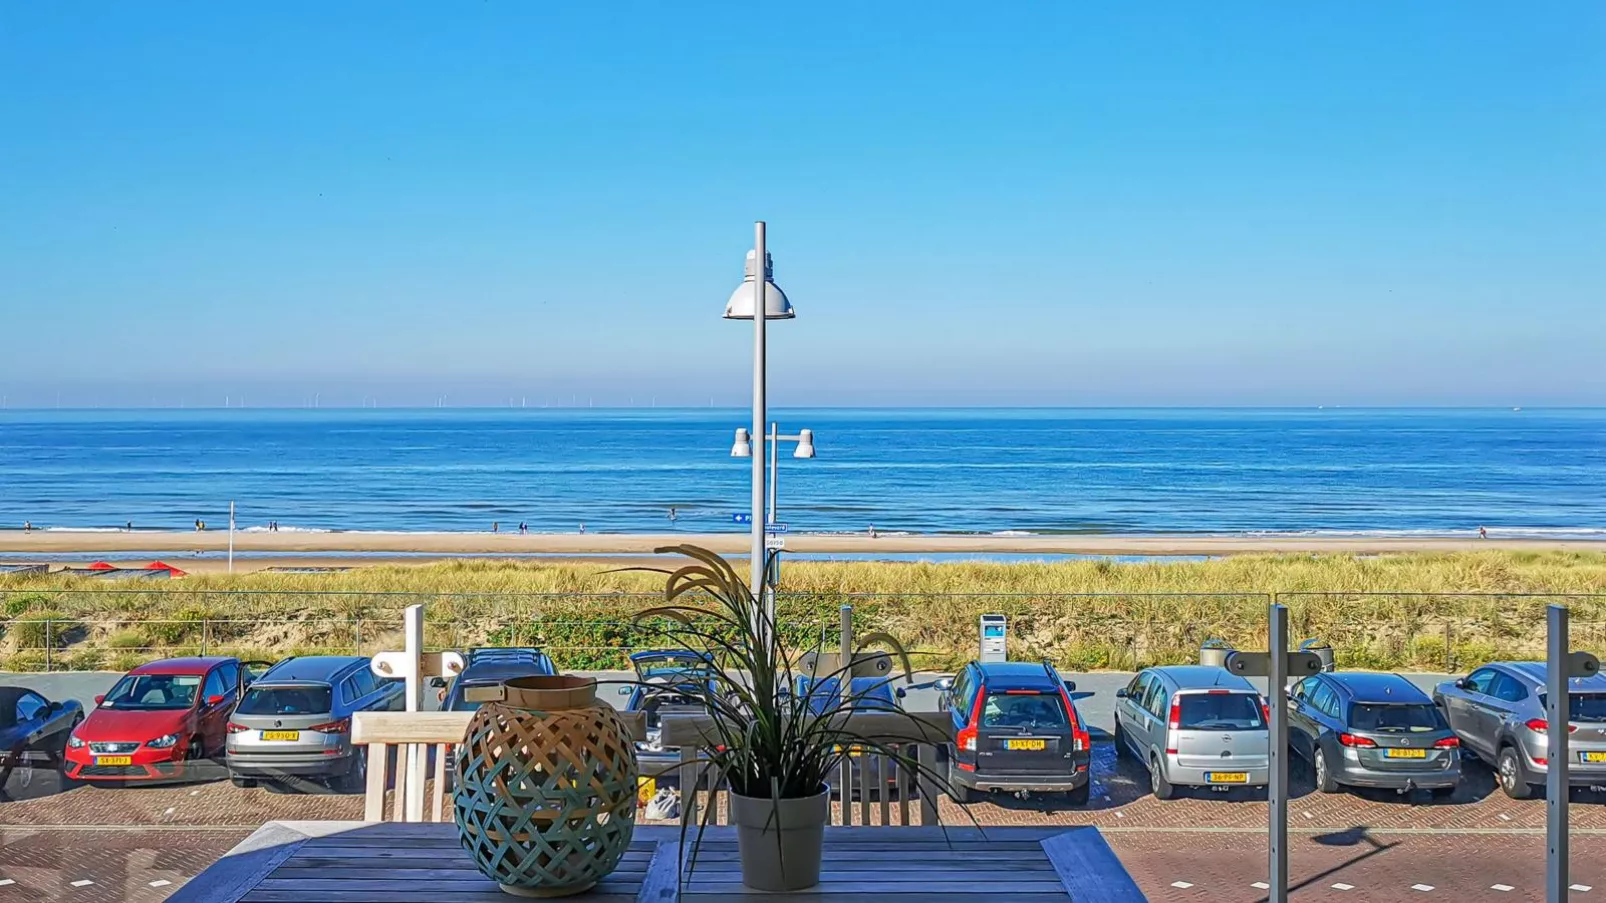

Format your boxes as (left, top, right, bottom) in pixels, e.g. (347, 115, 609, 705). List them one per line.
(453, 675, 638, 898)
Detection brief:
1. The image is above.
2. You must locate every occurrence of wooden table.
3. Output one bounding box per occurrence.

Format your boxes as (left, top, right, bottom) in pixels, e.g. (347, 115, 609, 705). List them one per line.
(170, 821, 1146, 902)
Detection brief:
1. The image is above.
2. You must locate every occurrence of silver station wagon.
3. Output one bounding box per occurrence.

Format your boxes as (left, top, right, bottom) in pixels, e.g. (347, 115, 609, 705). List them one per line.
(1433, 661, 1606, 799)
(225, 656, 402, 791)
(1114, 665, 1270, 799)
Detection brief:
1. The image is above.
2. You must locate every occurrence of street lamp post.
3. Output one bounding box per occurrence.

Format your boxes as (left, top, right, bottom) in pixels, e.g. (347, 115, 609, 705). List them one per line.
(723, 222, 794, 636)
(732, 423, 816, 584)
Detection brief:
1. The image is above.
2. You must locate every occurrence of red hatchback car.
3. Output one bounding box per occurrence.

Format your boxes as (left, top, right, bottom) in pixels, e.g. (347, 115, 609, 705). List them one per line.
(65, 657, 267, 782)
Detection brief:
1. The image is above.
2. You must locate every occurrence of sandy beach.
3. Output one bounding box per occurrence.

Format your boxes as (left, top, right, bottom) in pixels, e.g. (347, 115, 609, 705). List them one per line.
(0, 530, 1598, 562)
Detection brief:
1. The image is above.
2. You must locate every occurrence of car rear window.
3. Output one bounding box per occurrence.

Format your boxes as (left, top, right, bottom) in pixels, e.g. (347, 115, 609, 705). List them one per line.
(237, 685, 332, 716)
(981, 692, 1068, 729)
(1178, 692, 1264, 731)
(1539, 693, 1606, 722)
(1349, 703, 1445, 732)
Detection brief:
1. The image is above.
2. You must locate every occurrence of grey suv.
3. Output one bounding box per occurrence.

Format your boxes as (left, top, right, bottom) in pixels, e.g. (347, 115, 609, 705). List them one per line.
(1433, 661, 1606, 799)
(225, 656, 402, 790)
(1289, 672, 1460, 796)
(1114, 665, 1269, 799)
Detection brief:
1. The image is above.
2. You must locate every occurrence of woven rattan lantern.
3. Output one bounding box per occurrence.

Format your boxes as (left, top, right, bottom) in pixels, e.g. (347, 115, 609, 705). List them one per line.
(453, 675, 638, 898)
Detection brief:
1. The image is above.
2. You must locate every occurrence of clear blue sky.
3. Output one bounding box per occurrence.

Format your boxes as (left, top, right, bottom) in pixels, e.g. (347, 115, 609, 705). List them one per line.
(2, 3, 1601, 407)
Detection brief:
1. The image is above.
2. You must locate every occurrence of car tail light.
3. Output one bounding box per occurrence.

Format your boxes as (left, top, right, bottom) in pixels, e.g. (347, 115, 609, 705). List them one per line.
(1261, 701, 1271, 723)
(1433, 737, 1459, 748)
(1525, 719, 1578, 735)
(308, 719, 350, 734)
(1338, 733, 1377, 748)
(1168, 700, 1181, 732)
(226, 722, 249, 734)
(957, 686, 985, 752)
(1059, 685, 1090, 751)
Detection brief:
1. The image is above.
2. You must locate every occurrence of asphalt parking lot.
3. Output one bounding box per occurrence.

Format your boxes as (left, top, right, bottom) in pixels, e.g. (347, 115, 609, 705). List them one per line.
(3, 668, 1602, 900)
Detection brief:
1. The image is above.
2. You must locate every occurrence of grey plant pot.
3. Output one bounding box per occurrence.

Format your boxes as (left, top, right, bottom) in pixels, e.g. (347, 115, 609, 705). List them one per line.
(727, 785, 830, 891)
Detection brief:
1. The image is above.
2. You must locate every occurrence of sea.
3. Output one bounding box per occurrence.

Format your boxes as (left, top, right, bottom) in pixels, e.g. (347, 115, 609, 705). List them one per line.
(0, 408, 1602, 540)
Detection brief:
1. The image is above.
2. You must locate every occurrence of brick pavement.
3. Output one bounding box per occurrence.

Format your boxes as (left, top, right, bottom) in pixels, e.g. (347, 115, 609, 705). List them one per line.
(1, 745, 1602, 900)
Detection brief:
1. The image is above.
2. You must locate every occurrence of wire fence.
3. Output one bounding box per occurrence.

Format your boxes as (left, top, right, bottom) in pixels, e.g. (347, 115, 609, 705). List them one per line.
(0, 589, 1602, 673)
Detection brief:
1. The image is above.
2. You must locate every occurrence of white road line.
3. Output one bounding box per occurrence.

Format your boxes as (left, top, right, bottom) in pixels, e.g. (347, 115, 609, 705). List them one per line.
(1572, 885, 1593, 893)
(0, 879, 14, 887)
(1490, 885, 1514, 892)
(1332, 883, 1355, 891)
(1171, 881, 1194, 889)
(1412, 884, 1435, 892)
(70, 879, 94, 888)
(148, 880, 172, 888)
(1251, 882, 1270, 890)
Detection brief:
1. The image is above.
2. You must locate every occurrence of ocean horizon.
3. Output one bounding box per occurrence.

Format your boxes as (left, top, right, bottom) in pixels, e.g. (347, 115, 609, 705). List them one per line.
(2, 407, 1602, 539)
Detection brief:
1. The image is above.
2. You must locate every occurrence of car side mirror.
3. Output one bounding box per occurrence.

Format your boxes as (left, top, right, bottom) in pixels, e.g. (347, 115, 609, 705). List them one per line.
(895, 687, 907, 699)
(1455, 678, 1471, 690)
(94, 695, 105, 706)
(1115, 688, 1129, 699)
(428, 676, 447, 689)
(47, 701, 61, 713)
(206, 694, 225, 706)
(617, 686, 632, 696)
(933, 677, 954, 692)
(1062, 679, 1077, 693)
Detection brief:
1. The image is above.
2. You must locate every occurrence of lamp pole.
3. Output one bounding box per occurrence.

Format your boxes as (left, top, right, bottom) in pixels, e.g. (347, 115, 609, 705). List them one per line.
(749, 222, 767, 622)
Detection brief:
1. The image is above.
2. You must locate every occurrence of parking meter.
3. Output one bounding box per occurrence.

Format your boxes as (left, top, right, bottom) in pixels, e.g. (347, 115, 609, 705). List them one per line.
(979, 614, 1007, 663)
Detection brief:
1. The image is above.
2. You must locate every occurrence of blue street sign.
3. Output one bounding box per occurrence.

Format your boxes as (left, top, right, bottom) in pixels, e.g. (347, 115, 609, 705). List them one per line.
(732, 513, 751, 524)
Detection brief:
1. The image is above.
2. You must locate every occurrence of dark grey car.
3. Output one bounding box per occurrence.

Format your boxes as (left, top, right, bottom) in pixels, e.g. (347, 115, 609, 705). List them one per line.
(1433, 661, 1606, 799)
(1288, 672, 1460, 796)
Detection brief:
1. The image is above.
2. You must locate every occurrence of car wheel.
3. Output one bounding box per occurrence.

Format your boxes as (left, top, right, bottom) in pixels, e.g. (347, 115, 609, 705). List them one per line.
(1497, 745, 1535, 800)
(338, 750, 368, 793)
(1112, 719, 1128, 758)
(946, 759, 975, 804)
(230, 775, 258, 789)
(1150, 756, 1176, 801)
(1064, 780, 1090, 806)
(1313, 746, 1339, 794)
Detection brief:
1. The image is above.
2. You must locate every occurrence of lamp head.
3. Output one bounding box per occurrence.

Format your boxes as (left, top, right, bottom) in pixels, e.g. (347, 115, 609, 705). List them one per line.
(730, 427, 752, 458)
(723, 250, 795, 320)
(794, 428, 815, 459)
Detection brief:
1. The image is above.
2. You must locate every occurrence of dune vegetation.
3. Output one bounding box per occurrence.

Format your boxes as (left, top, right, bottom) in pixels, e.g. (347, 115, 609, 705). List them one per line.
(1, 550, 1603, 673)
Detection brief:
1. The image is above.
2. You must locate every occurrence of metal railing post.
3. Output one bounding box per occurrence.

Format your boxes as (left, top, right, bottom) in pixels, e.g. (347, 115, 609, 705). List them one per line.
(201, 619, 210, 656)
(1268, 602, 1289, 903)
(1547, 605, 1570, 902)
(355, 618, 363, 655)
(45, 620, 53, 673)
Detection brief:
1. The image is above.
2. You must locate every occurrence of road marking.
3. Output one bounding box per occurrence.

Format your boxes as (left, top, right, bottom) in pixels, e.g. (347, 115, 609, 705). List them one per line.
(149, 880, 172, 888)
(1115, 811, 1125, 818)
(1412, 884, 1435, 892)
(70, 879, 94, 887)
(1332, 883, 1354, 891)
(1171, 881, 1194, 889)
(1572, 885, 1593, 892)
(0, 879, 14, 887)
(1303, 811, 1314, 819)
(1251, 882, 1270, 890)
(1491, 885, 1514, 892)
(1499, 813, 1512, 821)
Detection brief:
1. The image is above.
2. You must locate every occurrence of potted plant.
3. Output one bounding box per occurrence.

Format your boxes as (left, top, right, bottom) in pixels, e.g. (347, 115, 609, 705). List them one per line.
(625, 545, 951, 892)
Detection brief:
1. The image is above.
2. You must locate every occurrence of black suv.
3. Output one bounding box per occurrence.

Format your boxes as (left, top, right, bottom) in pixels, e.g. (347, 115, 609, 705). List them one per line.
(936, 660, 1092, 804)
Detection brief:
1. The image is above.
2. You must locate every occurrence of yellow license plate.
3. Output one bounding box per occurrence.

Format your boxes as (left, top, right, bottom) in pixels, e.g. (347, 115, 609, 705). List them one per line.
(1005, 739, 1046, 751)
(95, 756, 132, 766)
(260, 731, 300, 742)
(1206, 772, 1248, 783)
(1386, 748, 1427, 759)
(1583, 752, 1606, 763)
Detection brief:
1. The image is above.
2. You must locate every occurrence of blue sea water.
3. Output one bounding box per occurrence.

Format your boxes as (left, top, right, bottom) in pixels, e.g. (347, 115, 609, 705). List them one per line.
(0, 408, 1602, 539)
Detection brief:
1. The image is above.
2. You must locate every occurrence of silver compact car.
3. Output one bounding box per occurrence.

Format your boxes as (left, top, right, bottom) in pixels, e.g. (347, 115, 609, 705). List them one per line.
(1114, 665, 1269, 799)
(1289, 671, 1460, 796)
(1434, 661, 1606, 799)
(226, 656, 402, 790)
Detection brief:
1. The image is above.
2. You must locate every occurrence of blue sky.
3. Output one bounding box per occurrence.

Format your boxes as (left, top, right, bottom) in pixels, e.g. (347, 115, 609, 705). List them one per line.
(1, 3, 1601, 407)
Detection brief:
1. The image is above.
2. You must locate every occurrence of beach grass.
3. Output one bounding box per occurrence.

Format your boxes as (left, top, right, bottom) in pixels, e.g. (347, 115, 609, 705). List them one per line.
(2, 551, 1603, 672)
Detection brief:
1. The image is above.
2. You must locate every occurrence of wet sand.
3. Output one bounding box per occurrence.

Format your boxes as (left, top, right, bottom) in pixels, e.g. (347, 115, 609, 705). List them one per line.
(0, 529, 1596, 560)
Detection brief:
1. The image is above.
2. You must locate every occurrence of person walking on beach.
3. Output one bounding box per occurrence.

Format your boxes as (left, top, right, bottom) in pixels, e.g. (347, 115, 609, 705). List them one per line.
(22, 521, 31, 533)
(126, 521, 133, 532)
(1479, 525, 1488, 540)
(579, 523, 586, 535)
(492, 521, 499, 533)
(668, 506, 678, 522)
(195, 519, 203, 532)
(519, 521, 527, 534)
(868, 524, 877, 539)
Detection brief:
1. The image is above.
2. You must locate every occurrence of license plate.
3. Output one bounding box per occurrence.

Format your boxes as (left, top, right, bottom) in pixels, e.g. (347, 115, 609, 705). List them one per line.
(1005, 739, 1046, 751)
(95, 756, 132, 766)
(1582, 752, 1606, 764)
(260, 731, 300, 742)
(1386, 748, 1427, 759)
(1205, 772, 1248, 783)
